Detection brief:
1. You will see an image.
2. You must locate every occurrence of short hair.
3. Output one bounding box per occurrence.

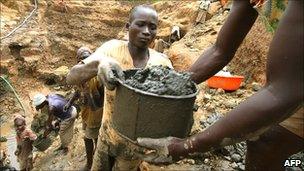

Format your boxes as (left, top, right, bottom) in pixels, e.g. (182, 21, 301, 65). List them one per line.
(129, 5, 157, 22)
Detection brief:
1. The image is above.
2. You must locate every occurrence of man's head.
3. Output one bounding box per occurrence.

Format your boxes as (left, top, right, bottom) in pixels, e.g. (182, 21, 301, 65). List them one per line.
(33, 93, 48, 111)
(127, 5, 158, 49)
(76, 46, 92, 62)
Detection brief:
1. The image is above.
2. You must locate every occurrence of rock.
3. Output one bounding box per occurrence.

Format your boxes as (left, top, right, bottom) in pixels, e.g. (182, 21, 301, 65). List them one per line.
(208, 2, 221, 16)
(54, 86, 61, 90)
(224, 100, 236, 108)
(224, 156, 231, 161)
(231, 162, 238, 169)
(216, 88, 225, 94)
(186, 159, 195, 165)
(209, 89, 216, 95)
(236, 90, 243, 97)
(204, 158, 209, 164)
(203, 94, 212, 102)
(238, 163, 245, 171)
(231, 153, 242, 162)
(220, 160, 231, 170)
(252, 82, 262, 91)
(206, 103, 215, 112)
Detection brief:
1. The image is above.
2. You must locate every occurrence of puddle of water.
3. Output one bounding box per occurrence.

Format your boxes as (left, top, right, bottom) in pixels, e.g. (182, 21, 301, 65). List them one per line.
(0, 122, 19, 170)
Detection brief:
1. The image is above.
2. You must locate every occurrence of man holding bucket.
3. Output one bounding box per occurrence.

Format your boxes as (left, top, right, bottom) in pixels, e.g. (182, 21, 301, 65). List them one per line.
(136, 0, 303, 170)
(66, 4, 173, 171)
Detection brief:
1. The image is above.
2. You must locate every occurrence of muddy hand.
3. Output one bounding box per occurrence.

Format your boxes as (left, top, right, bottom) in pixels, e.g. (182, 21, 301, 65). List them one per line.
(97, 57, 124, 91)
(136, 137, 176, 164)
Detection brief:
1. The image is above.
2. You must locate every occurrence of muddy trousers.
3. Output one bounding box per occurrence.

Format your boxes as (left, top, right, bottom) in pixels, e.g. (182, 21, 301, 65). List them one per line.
(18, 155, 33, 171)
(59, 106, 77, 148)
(91, 138, 140, 171)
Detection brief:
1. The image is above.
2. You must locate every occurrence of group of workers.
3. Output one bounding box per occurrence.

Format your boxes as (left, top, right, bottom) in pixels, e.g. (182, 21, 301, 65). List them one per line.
(7, 0, 303, 171)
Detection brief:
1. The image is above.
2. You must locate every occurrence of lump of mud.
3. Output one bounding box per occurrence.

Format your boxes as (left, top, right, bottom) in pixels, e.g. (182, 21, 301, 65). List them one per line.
(124, 66, 196, 96)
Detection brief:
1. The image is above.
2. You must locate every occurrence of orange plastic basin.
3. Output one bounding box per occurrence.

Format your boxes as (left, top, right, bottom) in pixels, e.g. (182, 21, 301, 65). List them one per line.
(207, 75, 244, 91)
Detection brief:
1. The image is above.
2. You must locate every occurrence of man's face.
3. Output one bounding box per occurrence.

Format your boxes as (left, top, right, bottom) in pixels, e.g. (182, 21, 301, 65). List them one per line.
(35, 101, 47, 111)
(128, 7, 158, 49)
(14, 119, 25, 132)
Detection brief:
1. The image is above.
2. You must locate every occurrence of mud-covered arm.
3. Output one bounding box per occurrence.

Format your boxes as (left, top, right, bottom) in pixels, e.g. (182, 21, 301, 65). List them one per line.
(64, 90, 81, 111)
(66, 49, 123, 90)
(66, 53, 101, 85)
(170, 0, 303, 157)
(189, 0, 258, 83)
(43, 106, 55, 137)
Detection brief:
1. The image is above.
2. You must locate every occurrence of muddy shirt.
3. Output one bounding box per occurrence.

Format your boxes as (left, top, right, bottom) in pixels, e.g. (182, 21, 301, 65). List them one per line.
(80, 77, 104, 128)
(47, 94, 71, 120)
(16, 129, 37, 159)
(84, 39, 173, 125)
(83, 39, 173, 159)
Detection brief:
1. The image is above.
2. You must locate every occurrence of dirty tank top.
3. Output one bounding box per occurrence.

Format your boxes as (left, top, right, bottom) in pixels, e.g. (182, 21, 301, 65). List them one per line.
(251, 0, 288, 32)
(47, 94, 71, 120)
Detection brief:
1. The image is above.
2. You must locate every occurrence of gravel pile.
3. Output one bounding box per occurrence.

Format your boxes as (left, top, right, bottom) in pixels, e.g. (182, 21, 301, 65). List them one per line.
(124, 66, 196, 96)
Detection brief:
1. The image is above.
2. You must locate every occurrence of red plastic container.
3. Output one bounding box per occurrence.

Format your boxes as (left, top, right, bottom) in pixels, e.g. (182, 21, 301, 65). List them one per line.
(207, 75, 244, 91)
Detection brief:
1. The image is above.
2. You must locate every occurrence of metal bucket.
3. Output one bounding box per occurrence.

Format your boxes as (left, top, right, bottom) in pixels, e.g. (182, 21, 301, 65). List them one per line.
(112, 69, 198, 141)
(33, 135, 53, 151)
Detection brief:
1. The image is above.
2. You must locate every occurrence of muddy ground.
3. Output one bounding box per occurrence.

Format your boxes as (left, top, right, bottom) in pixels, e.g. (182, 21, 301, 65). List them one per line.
(0, 0, 288, 171)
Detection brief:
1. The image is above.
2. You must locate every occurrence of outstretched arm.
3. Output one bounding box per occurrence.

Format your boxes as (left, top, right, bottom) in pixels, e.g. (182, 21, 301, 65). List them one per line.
(66, 53, 101, 85)
(189, 0, 258, 83)
(64, 90, 81, 112)
(171, 0, 303, 157)
(137, 0, 303, 163)
(66, 49, 124, 90)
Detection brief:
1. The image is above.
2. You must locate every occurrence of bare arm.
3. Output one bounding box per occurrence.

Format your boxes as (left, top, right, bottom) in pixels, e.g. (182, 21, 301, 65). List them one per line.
(43, 106, 55, 137)
(189, 0, 258, 83)
(66, 54, 101, 85)
(66, 48, 123, 90)
(171, 0, 303, 157)
(64, 90, 81, 111)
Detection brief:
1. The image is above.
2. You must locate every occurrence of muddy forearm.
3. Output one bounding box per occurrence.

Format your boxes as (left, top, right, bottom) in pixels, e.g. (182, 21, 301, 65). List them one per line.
(66, 61, 99, 85)
(188, 85, 302, 154)
(66, 91, 80, 107)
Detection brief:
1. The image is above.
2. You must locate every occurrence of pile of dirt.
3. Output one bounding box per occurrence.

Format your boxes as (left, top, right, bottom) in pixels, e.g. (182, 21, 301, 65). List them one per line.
(124, 66, 196, 96)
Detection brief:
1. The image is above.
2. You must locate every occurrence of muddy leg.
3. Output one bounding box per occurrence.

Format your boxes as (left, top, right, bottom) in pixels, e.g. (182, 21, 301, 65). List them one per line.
(94, 138, 98, 150)
(246, 125, 304, 171)
(91, 137, 113, 171)
(84, 138, 94, 170)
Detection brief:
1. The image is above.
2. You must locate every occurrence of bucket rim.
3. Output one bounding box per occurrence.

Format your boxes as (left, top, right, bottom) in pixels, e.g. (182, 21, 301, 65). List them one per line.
(116, 76, 199, 99)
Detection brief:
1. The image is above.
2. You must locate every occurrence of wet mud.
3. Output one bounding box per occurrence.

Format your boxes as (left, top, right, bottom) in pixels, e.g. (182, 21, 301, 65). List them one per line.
(124, 66, 196, 96)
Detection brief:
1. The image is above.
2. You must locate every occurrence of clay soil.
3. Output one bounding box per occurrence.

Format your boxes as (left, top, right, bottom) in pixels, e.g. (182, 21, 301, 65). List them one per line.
(0, 0, 276, 170)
